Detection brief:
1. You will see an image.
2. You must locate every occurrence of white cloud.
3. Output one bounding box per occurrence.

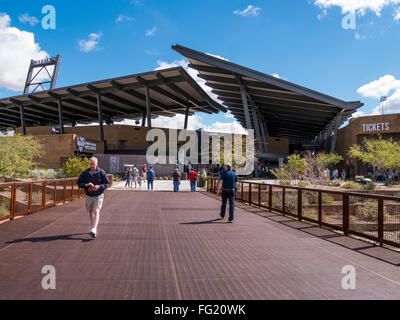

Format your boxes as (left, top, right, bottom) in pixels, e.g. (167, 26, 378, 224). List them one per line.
(224, 111, 235, 119)
(357, 75, 400, 115)
(115, 14, 134, 23)
(18, 13, 39, 26)
(0, 13, 49, 91)
(314, 0, 400, 17)
(394, 7, 400, 20)
(78, 32, 103, 52)
(145, 26, 157, 37)
(234, 5, 262, 17)
(357, 75, 400, 98)
(317, 9, 327, 20)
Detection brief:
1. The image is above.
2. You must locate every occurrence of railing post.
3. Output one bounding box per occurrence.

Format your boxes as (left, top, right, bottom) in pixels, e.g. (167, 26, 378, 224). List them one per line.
(268, 185, 272, 212)
(71, 180, 74, 199)
(63, 180, 66, 203)
(42, 181, 47, 208)
(28, 183, 32, 212)
(241, 182, 244, 200)
(54, 182, 57, 204)
(298, 189, 302, 221)
(10, 183, 16, 221)
(378, 198, 384, 247)
(258, 184, 261, 208)
(249, 183, 252, 206)
(282, 187, 286, 216)
(318, 191, 322, 226)
(343, 194, 349, 236)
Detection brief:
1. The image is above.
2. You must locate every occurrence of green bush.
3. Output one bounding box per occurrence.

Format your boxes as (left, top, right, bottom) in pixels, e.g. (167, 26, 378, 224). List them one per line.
(30, 168, 65, 180)
(322, 194, 334, 204)
(63, 157, 90, 178)
(361, 181, 376, 191)
(341, 181, 361, 190)
(355, 200, 388, 222)
(329, 179, 343, 187)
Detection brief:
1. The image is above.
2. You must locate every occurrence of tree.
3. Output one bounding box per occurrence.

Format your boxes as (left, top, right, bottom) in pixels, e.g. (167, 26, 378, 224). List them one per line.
(304, 152, 343, 186)
(272, 154, 307, 184)
(348, 137, 400, 182)
(63, 157, 90, 178)
(0, 134, 44, 181)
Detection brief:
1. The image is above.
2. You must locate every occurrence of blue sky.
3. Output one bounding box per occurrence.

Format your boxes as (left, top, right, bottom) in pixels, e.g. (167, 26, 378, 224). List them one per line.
(0, 0, 400, 132)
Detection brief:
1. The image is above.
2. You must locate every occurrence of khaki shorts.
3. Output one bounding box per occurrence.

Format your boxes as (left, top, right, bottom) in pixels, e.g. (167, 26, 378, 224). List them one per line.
(85, 194, 104, 213)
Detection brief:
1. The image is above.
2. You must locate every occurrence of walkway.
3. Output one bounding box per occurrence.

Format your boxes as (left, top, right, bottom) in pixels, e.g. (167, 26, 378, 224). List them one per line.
(0, 190, 400, 300)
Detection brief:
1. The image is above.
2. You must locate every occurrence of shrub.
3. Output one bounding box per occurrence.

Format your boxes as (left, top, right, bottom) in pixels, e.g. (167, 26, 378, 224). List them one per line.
(329, 179, 343, 187)
(361, 181, 376, 191)
(297, 181, 309, 188)
(322, 194, 334, 204)
(30, 168, 65, 180)
(355, 200, 388, 222)
(341, 181, 360, 190)
(63, 157, 90, 178)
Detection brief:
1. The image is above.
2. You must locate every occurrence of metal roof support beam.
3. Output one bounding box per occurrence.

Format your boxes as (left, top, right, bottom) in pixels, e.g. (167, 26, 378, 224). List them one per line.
(184, 106, 189, 130)
(58, 97, 64, 134)
(97, 93, 105, 142)
(142, 112, 146, 127)
(20, 105, 26, 136)
(248, 96, 264, 153)
(145, 84, 152, 129)
(259, 114, 268, 152)
(236, 76, 252, 130)
(330, 112, 342, 154)
(324, 122, 333, 152)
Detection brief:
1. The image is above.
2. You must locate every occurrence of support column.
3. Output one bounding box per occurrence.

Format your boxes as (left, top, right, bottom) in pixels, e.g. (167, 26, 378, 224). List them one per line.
(145, 84, 152, 130)
(141, 112, 146, 127)
(184, 106, 189, 130)
(249, 98, 264, 153)
(19, 105, 26, 136)
(324, 122, 333, 152)
(58, 98, 64, 134)
(330, 112, 342, 154)
(236, 76, 252, 130)
(259, 114, 268, 153)
(97, 93, 104, 141)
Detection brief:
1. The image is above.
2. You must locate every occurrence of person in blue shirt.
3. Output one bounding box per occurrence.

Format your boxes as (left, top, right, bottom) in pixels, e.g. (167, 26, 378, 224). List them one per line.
(216, 163, 238, 223)
(77, 157, 110, 239)
(147, 166, 156, 191)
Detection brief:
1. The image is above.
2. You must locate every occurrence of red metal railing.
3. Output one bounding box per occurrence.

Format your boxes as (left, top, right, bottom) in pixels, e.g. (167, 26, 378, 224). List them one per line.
(208, 178, 400, 249)
(0, 175, 113, 222)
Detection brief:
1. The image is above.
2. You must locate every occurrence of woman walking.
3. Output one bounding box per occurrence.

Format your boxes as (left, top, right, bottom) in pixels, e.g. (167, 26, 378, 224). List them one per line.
(125, 168, 131, 188)
(172, 168, 181, 192)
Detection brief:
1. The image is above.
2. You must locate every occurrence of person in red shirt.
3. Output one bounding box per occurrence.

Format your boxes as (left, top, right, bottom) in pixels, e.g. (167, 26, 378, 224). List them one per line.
(188, 168, 199, 192)
(142, 164, 147, 181)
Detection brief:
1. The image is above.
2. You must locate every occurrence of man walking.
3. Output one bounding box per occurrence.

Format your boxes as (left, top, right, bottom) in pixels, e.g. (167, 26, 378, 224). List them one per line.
(188, 167, 199, 192)
(216, 163, 238, 223)
(147, 166, 155, 191)
(77, 157, 110, 239)
(172, 168, 181, 192)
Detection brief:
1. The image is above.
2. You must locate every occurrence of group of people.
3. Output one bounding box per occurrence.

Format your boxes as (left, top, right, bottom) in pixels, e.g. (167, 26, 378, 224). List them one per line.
(77, 158, 238, 240)
(124, 164, 156, 191)
(325, 168, 347, 181)
(172, 167, 208, 192)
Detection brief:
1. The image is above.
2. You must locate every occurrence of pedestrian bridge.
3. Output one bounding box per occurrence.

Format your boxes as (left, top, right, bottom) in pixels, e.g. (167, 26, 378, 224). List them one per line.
(0, 189, 400, 300)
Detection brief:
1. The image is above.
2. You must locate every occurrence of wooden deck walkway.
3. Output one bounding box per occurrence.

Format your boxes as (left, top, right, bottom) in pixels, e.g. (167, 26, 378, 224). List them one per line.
(0, 190, 400, 300)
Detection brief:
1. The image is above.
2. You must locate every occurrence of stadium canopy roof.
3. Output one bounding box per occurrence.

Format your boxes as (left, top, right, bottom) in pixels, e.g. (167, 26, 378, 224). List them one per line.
(172, 44, 363, 145)
(0, 66, 226, 132)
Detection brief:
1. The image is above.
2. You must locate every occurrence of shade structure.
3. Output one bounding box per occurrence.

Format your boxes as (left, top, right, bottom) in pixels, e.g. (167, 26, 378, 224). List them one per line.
(0, 66, 226, 131)
(172, 44, 363, 147)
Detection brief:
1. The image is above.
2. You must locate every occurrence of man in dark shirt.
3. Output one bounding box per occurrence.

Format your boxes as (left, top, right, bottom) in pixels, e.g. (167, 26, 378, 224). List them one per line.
(77, 157, 110, 238)
(216, 163, 238, 223)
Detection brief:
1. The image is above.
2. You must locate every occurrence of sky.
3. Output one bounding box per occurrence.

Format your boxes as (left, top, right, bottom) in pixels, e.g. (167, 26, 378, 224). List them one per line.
(0, 0, 400, 134)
